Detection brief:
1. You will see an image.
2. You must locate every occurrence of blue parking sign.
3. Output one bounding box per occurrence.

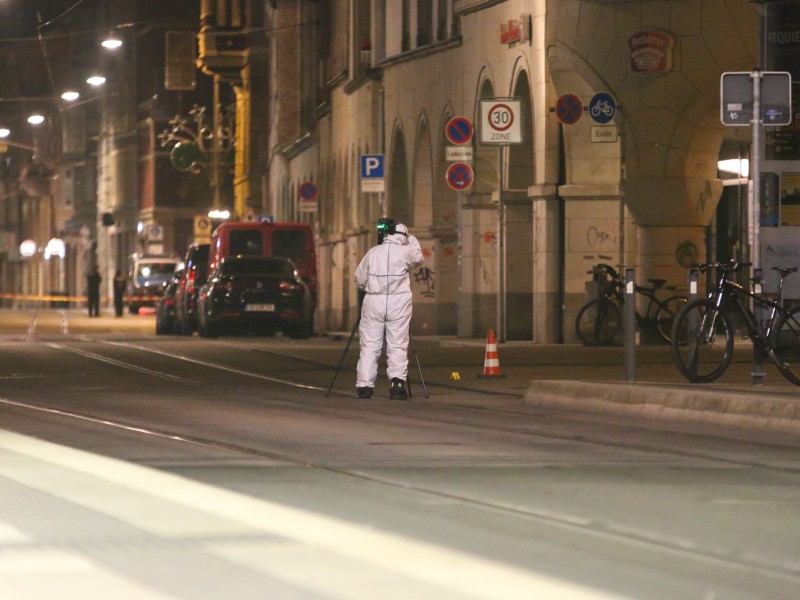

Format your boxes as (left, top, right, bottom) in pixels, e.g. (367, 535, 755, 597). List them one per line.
(361, 155, 384, 179)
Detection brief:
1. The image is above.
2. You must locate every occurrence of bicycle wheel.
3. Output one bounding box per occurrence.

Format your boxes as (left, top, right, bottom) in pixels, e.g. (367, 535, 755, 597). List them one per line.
(654, 294, 688, 344)
(770, 306, 800, 387)
(670, 299, 734, 383)
(575, 298, 622, 345)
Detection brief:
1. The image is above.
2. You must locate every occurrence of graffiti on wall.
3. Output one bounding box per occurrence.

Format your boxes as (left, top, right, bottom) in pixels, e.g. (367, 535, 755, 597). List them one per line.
(586, 225, 617, 248)
(413, 266, 436, 297)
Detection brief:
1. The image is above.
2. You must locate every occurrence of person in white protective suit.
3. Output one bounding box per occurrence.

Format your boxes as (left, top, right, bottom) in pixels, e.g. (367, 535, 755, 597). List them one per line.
(354, 222, 424, 400)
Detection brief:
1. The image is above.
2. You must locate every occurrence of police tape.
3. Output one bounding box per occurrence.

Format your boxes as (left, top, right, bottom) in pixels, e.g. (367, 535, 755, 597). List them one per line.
(0, 293, 163, 304)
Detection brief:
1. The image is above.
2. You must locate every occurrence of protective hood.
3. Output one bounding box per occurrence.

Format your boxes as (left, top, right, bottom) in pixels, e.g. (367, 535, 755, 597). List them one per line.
(384, 223, 409, 245)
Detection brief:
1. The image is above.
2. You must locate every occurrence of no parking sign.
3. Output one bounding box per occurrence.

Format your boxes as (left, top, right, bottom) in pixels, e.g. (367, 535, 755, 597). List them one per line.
(445, 162, 474, 191)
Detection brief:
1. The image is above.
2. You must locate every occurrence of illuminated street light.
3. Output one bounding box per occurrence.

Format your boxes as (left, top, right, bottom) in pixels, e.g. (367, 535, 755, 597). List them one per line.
(101, 34, 123, 50)
(86, 75, 106, 87)
(0, 128, 9, 138)
(27, 114, 45, 125)
(61, 90, 80, 102)
(208, 209, 230, 220)
(718, 158, 749, 177)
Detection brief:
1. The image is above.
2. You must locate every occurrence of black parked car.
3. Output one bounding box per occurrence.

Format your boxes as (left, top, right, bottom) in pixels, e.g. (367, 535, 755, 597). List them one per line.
(174, 242, 210, 335)
(197, 256, 314, 339)
(155, 264, 184, 335)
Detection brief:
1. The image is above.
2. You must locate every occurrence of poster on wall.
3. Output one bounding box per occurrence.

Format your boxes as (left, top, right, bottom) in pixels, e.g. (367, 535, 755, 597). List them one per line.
(765, 4, 800, 160)
(762, 172, 779, 227)
(780, 172, 800, 226)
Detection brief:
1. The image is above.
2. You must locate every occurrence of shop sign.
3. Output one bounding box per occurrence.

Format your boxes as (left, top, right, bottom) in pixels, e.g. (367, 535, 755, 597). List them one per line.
(628, 29, 674, 75)
(500, 14, 531, 47)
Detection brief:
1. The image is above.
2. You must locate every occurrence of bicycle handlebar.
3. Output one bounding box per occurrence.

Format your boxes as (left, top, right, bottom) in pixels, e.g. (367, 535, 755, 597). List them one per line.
(690, 260, 752, 274)
(593, 263, 620, 279)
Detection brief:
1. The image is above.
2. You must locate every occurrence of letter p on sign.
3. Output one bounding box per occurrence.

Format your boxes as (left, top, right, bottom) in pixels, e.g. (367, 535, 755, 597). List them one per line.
(361, 154, 384, 179)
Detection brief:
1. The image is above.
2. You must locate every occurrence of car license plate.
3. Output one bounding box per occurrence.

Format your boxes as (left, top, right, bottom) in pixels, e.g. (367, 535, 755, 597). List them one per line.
(245, 303, 275, 312)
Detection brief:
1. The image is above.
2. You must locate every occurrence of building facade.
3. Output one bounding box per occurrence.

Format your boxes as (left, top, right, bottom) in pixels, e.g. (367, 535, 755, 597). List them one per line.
(258, 0, 800, 342)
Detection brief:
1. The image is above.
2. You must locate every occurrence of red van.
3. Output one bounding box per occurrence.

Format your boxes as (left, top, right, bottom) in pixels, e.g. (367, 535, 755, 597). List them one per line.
(208, 220, 317, 308)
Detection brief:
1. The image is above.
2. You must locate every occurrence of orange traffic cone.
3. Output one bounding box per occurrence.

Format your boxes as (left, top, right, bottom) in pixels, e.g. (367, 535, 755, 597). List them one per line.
(478, 330, 505, 378)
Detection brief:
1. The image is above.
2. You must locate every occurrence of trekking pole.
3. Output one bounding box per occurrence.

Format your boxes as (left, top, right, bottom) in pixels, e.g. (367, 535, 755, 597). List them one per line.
(408, 333, 428, 399)
(325, 316, 360, 398)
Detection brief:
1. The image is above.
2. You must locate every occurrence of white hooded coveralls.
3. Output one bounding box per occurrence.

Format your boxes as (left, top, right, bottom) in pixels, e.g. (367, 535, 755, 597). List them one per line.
(355, 225, 424, 389)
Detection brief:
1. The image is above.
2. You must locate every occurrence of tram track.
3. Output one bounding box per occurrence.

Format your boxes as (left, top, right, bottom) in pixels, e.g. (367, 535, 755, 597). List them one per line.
(2, 390, 800, 587)
(24, 337, 800, 477)
(2, 336, 800, 588)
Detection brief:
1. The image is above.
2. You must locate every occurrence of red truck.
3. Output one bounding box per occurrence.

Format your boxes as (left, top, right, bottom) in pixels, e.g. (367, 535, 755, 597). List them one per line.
(207, 221, 317, 332)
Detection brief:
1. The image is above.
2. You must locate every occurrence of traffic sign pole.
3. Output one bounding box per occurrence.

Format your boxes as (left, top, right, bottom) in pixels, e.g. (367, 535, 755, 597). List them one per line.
(752, 70, 764, 385)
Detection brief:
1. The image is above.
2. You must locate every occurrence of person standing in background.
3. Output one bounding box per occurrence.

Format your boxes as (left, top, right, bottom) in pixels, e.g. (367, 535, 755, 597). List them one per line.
(113, 270, 126, 317)
(87, 266, 102, 317)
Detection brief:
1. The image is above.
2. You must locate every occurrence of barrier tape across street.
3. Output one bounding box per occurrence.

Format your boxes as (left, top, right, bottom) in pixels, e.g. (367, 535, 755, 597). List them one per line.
(0, 293, 163, 304)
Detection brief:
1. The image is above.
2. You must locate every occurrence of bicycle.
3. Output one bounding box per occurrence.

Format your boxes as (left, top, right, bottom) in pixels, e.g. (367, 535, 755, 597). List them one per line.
(670, 260, 800, 386)
(574, 263, 687, 346)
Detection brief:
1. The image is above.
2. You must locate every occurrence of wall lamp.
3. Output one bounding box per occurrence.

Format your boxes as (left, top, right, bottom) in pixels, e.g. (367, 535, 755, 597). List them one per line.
(208, 209, 231, 220)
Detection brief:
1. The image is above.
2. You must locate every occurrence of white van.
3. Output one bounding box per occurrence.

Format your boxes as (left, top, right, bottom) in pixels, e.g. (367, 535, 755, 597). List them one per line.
(126, 254, 181, 314)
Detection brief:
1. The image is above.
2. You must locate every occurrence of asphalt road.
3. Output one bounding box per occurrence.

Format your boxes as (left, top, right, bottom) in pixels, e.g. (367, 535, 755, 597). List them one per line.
(0, 308, 799, 599)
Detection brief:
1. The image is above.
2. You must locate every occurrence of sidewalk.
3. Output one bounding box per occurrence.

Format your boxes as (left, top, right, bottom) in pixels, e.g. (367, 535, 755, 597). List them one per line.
(408, 336, 800, 435)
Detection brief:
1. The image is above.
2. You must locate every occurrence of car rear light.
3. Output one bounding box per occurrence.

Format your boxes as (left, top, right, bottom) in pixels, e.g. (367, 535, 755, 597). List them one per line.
(280, 281, 303, 293)
(186, 270, 196, 293)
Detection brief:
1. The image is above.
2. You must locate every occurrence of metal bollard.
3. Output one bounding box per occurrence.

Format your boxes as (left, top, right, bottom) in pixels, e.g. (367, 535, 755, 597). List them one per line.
(625, 267, 636, 381)
(752, 268, 765, 385)
(687, 268, 699, 359)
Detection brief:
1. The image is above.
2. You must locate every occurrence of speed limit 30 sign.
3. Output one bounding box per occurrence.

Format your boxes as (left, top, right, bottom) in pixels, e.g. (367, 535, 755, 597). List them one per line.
(479, 98, 522, 145)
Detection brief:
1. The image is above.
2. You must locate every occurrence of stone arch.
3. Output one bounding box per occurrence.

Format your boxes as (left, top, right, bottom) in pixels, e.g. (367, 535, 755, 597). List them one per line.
(503, 66, 534, 339)
(434, 104, 457, 228)
(473, 75, 497, 198)
(508, 68, 535, 191)
(388, 123, 411, 224)
(412, 116, 433, 227)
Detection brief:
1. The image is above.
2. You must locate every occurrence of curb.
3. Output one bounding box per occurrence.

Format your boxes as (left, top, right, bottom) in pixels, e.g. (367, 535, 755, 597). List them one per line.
(524, 380, 800, 434)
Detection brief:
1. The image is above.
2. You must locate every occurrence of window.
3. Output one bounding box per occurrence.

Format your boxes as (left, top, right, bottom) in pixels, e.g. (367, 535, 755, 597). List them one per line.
(272, 230, 308, 261)
(230, 230, 263, 256)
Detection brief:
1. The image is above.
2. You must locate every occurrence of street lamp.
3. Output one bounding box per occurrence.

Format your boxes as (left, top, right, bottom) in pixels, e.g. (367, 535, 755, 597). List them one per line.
(101, 33, 123, 50)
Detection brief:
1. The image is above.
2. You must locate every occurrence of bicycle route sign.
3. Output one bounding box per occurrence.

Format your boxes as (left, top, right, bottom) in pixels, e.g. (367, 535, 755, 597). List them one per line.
(555, 93, 583, 125)
(588, 93, 616, 124)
